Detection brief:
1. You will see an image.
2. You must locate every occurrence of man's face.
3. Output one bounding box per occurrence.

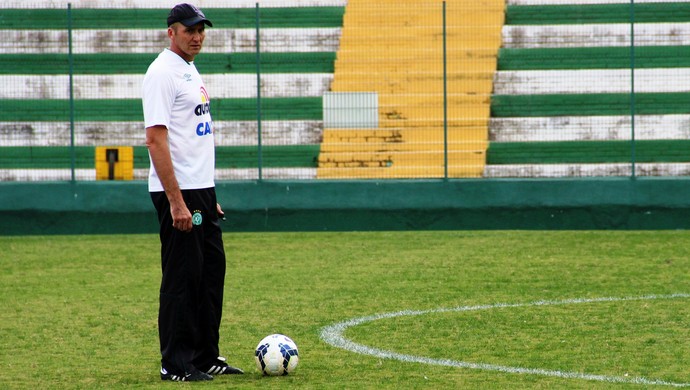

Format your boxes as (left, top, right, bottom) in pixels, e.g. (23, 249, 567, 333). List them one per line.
(169, 22, 206, 61)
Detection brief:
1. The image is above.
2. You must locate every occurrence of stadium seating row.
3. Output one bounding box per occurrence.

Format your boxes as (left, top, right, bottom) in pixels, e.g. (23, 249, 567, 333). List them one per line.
(487, 1, 690, 177)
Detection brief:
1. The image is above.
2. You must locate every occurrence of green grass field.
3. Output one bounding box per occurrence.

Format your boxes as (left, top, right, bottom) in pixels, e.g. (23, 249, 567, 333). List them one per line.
(1, 231, 688, 389)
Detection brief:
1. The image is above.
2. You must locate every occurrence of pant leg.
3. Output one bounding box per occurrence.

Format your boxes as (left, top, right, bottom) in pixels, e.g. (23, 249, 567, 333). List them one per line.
(151, 191, 206, 375)
(191, 188, 228, 369)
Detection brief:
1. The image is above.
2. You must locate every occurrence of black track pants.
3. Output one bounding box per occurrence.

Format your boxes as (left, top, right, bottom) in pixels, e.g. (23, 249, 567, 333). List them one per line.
(151, 187, 226, 375)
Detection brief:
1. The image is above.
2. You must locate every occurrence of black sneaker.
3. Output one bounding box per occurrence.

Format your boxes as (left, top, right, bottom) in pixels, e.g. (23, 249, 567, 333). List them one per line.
(203, 356, 244, 375)
(160, 367, 213, 382)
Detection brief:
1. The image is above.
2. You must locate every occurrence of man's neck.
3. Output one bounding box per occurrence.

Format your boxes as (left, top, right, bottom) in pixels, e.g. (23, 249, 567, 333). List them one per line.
(168, 47, 194, 63)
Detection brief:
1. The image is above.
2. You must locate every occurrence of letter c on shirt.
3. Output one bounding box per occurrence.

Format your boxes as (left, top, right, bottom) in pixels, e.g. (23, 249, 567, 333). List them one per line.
(196, 122, 212, 136)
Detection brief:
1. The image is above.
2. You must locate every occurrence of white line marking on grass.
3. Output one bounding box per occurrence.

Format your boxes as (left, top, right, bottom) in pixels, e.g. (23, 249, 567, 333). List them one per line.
(320, 293, 690, 387)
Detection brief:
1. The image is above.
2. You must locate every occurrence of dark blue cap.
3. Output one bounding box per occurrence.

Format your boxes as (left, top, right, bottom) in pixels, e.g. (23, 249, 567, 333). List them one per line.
(167, 3, 213, 27)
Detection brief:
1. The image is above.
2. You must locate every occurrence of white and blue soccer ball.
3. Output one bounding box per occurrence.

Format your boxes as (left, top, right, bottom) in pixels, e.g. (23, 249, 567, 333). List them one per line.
(254, 334, 299, 376)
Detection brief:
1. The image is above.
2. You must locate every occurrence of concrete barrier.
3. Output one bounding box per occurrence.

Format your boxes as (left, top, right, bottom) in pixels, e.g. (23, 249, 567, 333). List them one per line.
(3, 178, 690, 235)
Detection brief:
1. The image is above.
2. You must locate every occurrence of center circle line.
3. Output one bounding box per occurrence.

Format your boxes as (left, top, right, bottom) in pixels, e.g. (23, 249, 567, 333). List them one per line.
(320, 293, 690, 388)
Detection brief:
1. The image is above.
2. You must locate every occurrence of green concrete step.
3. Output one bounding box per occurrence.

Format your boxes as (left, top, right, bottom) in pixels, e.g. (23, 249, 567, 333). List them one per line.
(0, 7, 344, 29)
(487, 139, 690, 164)
(0, 52, 336, 75)
(498, 46, 690, 70)
(0, 145, 320, 169)
(506, 2, 690, 25)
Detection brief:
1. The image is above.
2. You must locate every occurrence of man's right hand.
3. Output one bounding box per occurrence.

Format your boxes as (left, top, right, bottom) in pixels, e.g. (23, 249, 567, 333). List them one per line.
(170, 202, 192, 232)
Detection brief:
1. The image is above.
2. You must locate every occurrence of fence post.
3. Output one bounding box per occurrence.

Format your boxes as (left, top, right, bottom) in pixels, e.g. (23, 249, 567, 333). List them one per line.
(68, 3, 76, 182)
(255, 3, 263, 181)
(442, 1, 448, 180)
(630, 0, 636, 178)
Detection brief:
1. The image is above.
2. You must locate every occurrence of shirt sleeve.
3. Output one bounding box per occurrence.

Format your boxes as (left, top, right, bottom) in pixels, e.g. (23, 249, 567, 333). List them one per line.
(142, 65, 176, 129)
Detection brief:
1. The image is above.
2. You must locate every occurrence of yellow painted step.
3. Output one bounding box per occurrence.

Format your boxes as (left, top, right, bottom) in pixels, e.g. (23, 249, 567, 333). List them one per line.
(375, 117, 490, 128)
(333, 60, 499, 74)
(320, 142, 488, 154)
(322, 128, 488, 144)
(377, 104, 491, 124)
(317, 151, 486, 171)
(377, 116, 491, 129)
(342, 12, 504, 26)
(330, 79, 494, 95)
(340, 30, 502, 40)
(376, 93, 490, 105)
(335, 47, 501, 58)
(316, 165, 485, 179)
(333, 65, 496, 81)
(335, 55, 499, 70)
(337, 40, 502, 53)
(323, 116, 490, 129)
(329, 114, 490, 128)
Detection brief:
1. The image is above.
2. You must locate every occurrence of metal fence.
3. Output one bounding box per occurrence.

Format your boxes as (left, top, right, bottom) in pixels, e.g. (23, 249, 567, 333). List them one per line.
(1, 0, 689, 182)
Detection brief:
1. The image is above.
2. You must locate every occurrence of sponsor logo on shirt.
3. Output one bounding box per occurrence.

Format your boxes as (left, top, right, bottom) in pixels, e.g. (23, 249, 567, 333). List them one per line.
(195, 86, 213, 136)
(195, 86, 211, 116)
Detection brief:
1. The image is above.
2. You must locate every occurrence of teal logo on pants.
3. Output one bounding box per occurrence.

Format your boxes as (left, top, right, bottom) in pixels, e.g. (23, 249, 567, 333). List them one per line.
(192, 211, 202, 226)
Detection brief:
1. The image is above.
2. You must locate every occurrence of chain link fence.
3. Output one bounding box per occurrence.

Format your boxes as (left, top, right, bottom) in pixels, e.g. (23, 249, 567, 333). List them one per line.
(1, 0, 689, 181)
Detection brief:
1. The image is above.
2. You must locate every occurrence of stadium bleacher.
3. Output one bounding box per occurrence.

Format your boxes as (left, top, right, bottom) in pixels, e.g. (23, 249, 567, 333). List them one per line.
(0, 1, 345, 180)
(487, 0, 690, 177)
(317, 0, 504, 179)
(2, 0, 689, 180)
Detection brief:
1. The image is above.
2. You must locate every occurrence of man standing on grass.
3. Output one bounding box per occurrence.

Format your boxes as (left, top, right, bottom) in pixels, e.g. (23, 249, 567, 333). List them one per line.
(142, 3, 243, 382)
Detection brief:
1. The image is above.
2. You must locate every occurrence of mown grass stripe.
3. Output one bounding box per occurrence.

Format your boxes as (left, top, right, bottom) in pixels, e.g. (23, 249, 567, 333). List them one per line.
(0, 145, 320, 169)
(0, 53, 336, 75)
(498, 46, 690, 70)
(491, 93, 690, 117)
(0, 7, 345, 29)
(0, 98, 322, 121)
(505, 3, 690, 25)
(486, 140, 690, 164)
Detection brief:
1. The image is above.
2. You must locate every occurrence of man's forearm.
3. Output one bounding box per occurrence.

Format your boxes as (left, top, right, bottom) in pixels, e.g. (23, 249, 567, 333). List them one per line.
(150, 145, 182, 201)
(146, 127, 186, 207)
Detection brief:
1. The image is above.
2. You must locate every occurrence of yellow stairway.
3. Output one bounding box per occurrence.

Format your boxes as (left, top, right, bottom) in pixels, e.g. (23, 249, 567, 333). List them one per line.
(317, 0, 505, 179)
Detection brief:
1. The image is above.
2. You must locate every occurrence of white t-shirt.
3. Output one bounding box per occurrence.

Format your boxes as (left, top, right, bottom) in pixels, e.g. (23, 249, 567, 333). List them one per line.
(142, 49, 216, 192)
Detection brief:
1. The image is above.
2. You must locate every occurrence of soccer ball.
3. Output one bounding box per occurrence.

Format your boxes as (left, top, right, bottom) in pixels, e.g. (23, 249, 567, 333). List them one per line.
(254, 334, 299, 376)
